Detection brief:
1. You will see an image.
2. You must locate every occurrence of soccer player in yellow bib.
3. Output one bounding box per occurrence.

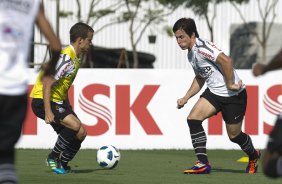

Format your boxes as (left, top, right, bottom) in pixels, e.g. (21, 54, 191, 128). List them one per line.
(30, 22, 94, 174)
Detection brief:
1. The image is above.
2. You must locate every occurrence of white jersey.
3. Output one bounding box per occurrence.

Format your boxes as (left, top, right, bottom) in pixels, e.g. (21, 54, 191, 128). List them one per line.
(0, 0, 40, 95)
(187, 38, 244, 97)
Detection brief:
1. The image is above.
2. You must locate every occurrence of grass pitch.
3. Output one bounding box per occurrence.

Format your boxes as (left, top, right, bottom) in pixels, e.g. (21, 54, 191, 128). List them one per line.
(16, 149, 280, 184)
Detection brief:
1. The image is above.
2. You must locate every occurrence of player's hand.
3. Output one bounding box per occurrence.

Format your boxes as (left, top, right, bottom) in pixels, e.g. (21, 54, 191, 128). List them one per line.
(252, 63, 266, 76)
(177, 97, 188, 109)
(45, 111, 55, 124)
(228, 80, 243, 91)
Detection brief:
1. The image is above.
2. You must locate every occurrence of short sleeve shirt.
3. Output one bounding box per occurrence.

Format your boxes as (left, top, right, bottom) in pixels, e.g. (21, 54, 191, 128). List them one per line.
(0, 0, 40, 95)
(30, 45, 80, 102)
(187, 38, 244, 97)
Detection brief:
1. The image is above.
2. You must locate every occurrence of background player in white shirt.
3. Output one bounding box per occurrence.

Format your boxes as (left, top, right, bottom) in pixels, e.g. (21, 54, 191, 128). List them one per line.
(173, 18, 260, 174)
(0, 1, 61, 183)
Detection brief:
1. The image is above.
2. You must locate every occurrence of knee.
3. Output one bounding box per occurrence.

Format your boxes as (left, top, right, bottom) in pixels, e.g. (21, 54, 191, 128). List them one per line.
(72, 123, 81, 132)
(228, 133, 238, 140)
(228, 131, 242, 140)
(229, 131, 244, 143)
(62, 120, 80, 132)
(76, 126, 87, 141)
(187, 114, 197, 120)
(62, 115, 82, 131)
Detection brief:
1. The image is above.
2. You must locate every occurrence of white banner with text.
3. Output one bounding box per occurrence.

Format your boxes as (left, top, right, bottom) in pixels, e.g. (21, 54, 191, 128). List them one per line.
(16, 69, 282, 149)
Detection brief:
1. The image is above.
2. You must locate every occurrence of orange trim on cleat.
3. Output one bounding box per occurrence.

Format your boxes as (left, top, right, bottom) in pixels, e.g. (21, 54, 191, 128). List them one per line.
(246, 150, 261, 174)
(184, 161, 211, 174)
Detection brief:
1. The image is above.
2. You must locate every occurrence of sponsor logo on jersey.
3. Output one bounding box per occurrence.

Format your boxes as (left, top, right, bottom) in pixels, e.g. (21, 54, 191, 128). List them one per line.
(198, 66, 213, 79)
(198, 49, 215, 61)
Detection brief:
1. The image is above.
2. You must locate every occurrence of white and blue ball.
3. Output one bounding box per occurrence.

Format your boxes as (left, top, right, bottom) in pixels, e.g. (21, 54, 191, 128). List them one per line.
(96, 145, 120, 169)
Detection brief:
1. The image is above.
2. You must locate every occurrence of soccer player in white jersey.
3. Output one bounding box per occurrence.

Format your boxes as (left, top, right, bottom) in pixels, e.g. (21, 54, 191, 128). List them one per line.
(0, 0, 61, 183)
(253, 50, 282, 178)
(173, 18, 260, 174)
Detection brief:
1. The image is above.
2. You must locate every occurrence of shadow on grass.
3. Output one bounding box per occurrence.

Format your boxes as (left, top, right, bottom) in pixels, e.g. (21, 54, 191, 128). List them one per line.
(212, 167, 246, 173)
(71, 168, 119, 174)
(71, 169, 95, 173)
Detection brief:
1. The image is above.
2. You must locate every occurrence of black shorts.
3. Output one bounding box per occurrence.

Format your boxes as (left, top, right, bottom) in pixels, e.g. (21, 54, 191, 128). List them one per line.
(31, 98, 78, 134)
(200, 88, 247, 124)
(0, 94, 27, 151)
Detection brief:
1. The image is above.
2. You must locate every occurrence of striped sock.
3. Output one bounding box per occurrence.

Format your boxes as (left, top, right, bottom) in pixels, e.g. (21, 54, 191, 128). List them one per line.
(52, 128, 78, 158)
(61, 139, 83, 168)
(230, 131, 257, 160)
(187, 119, 208, 163)
(191, 131, 208, 162)
(53, 134, 71, 155)
(0, 164, 18, 184)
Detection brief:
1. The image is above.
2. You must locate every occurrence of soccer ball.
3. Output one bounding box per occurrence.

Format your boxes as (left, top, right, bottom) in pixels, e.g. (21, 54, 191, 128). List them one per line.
(96, 145, 120, 169)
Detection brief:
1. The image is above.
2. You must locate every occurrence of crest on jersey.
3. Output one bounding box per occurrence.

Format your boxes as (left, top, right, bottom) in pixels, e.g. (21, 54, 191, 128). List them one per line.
(56, 105, 65, 113)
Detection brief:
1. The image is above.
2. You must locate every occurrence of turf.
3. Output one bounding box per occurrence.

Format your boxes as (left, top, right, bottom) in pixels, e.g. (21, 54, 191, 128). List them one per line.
(16, 149, 281, 184)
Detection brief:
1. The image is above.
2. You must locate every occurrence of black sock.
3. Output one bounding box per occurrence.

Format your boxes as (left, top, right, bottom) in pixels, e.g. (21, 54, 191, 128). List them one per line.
(230, 131, 257, 160)
(61, 138, 83, 168)
(51, 128, 78, 159)
(0, 150, 14, 164)
(187, 119, 208, 163)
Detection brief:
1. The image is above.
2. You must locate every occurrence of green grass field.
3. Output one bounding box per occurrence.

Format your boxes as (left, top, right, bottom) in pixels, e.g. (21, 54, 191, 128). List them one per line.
(16, 149, 281, 184)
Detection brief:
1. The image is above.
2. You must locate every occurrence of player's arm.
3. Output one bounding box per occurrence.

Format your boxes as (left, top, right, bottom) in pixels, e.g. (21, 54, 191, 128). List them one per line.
(253, 49, 282, 76)
(42, 76, 56, 124)
(36, 4, 61, 76)
(42, 54, 72, 123)
(216, 53, 242, 91)
(36, 4, 61, 123)
(177, 75, 205, 109)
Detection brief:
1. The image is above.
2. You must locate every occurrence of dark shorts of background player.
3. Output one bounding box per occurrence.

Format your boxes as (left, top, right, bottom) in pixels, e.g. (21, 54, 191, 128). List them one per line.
(267, 114, 282, 153)
(31, 98, 78, 134)
(0, 94, 27, 163)
(200, 88, 247, 124)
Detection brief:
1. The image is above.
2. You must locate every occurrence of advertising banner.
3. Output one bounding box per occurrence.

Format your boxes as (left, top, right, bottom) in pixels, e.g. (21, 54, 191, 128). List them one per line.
(16, 69, 282, 149)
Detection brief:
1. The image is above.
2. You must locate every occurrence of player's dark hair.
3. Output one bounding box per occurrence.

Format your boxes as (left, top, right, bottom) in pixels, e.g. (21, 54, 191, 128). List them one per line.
(173, 18, 199, 38)
(69, 22, 94, 43)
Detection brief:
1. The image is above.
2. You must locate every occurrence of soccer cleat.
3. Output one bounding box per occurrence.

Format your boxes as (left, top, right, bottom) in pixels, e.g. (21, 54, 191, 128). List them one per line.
(52, 164, 71, 174)
(246, 150, 261, 174)
(52, 160, 72, 174)
(184, 161, 211, 174)
(46, 155, 58, 171)
(46, 155, 71, 174)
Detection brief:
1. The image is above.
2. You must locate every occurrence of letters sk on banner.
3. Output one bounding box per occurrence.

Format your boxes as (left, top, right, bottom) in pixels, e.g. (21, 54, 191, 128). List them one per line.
(22, 84, 281, 137)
